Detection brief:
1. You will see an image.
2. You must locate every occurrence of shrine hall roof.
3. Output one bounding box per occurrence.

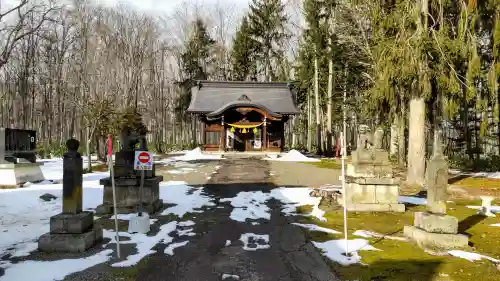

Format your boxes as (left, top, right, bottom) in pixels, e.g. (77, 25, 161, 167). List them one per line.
(187, 81, 300, 115)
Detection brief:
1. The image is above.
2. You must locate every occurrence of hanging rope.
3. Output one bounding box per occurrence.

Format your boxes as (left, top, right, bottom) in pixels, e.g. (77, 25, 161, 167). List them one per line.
(225, 122, 264, 134)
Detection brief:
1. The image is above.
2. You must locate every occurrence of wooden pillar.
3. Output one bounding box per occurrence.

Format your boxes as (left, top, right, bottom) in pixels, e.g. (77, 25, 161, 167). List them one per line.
(263, 116, 267, 151)
(220, 116, 225, 152)
(202, 120, 206, 149)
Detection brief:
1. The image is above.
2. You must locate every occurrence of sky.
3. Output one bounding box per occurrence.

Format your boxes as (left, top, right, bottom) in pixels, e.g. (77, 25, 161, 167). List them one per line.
(93, 0, 249, 14)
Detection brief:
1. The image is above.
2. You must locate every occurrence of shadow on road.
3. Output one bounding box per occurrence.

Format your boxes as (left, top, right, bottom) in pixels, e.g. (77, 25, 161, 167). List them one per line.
(334, 259, 443, 281)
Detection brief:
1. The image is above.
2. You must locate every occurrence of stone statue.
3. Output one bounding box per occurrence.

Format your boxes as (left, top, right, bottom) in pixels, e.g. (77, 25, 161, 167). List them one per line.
(373, 128, 384, 150)
(119, 128, 147, 151)
(426, 130, 448, 214)
(357, 125, 372, 150)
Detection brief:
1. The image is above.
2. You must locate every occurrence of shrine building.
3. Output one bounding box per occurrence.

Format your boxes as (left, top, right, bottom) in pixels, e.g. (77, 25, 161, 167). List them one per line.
(187, 81, 300, 152)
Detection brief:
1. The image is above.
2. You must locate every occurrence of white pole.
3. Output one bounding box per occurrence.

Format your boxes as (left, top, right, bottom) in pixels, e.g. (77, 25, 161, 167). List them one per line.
(108, 135, 121, 258)
(342, 63, 349, 255)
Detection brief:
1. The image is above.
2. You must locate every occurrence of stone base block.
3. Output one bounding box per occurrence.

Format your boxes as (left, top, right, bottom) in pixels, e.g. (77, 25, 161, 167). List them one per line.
(343, 182, 400, 205)
(339, 201, 405, 212)
(0, 162, 45, 186)
(95, 198, 163, 215)
(404, 225, 468, 250)
(50, 211, 94, 234)
(38, 226, 103, 253)
(414, 212, 458, 234)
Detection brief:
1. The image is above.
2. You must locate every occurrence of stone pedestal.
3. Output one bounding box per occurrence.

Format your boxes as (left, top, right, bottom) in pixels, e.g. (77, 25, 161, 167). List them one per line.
(38, 139, 102, 253)
(404, 212, 468, 249)
(0, 162, 45, 186)
(39, 212, 103, 253)
(404, 131, 468, 250)
(96, 176, 163, 215)
(339, 148, 405, 212)
(95, 150, 163, 215)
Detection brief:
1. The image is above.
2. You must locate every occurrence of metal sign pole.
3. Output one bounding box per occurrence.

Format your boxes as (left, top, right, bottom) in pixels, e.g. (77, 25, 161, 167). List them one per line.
(108, 135, 121, 258)
(139, 169, 145, 217)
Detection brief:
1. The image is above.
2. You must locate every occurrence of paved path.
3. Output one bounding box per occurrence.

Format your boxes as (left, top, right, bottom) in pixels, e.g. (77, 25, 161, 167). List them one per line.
(137, 157, 339, 281)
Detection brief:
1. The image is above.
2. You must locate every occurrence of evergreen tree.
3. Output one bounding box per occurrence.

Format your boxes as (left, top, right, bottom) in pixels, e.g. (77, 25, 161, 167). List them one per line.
(231, 16, 257, 81)
(246, 0, 290, 81)
(176, 18, 215, 117)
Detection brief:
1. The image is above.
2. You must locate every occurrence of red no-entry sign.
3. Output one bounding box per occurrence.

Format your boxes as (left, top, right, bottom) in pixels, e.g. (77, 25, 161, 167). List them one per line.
(134, 151, 153, 170)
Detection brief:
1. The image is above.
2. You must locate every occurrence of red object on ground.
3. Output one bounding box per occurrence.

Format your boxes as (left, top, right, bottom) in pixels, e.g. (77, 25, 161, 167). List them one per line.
(336, 136, 341, 158)
(138, 151, 150, 163)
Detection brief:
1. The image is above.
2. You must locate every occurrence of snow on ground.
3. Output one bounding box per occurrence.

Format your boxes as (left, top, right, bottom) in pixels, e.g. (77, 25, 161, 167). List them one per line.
(109, 221, 178, 267)
(225, 240, 231, 246)
(165, 241, 189, 255)
(292, 223, 340, 235)
(222, 274, 240, 280)
(159, 181, 216, 217)
(171, 148, 223, 161)
(448, 250, 500, 263)
(219, 187, 326, 223)
(0, 166, 108, 259)
(0, 158, 218, 278)
(0, 250, 113, 281)
(398, 196, 427, 205)
(353, 230, 407, 241)
(449, 169, 500, 179)
(466, 205, 500, 213)
(263, 149, 320, 162)
(220, 191, 271, 222)
(312, 239, 379, 266)
(239, 233, 270, 251)
(490, 223, 500, 227)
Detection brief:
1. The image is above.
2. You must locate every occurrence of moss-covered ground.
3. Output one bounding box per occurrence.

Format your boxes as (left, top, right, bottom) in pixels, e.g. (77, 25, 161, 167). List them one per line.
(296, 200, 500, 281)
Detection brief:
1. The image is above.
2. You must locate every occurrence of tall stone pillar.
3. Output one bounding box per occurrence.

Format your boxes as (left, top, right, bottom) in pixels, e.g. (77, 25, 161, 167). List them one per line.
(38, 139, 103, 253)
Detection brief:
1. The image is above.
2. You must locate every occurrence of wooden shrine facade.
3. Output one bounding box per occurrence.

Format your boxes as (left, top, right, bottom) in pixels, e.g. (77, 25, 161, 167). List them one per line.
(187, 81, 300, 152)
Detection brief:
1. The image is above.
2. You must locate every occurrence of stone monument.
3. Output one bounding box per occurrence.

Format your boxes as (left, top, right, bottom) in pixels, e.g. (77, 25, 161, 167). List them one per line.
(38, 139, 103, 252)
(404, 132, 468, 250)
(339, 126, 405, 212)
(0, 128, 44, 186)
(95, 126, 163, 215)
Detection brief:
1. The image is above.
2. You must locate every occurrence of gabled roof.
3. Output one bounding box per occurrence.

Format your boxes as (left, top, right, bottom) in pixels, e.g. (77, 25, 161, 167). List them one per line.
(187, 81, 300, 115)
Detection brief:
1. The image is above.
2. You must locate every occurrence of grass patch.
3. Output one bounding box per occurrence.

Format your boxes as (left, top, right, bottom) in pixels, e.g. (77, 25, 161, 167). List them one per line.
(296, 201, 500, 281)
(304, 159, 344, 170)
(106, 256, 151, 281)
(453, 177, 500, 190)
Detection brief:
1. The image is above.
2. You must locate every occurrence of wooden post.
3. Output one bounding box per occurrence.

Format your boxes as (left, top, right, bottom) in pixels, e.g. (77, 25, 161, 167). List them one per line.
(62, 139, 83, 214)
(220, 116, 225, 152)
(263, 116, 267, 151)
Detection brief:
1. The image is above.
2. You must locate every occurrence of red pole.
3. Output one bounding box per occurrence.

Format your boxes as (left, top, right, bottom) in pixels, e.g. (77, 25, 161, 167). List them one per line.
(107, 135, 112, 166)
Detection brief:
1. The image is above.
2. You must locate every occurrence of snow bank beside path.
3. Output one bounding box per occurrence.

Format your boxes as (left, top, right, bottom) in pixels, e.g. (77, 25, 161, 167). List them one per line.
(171, 148, 223, 161)
(263, 149, 320, 162)
(449, 169, 500, 180)
(313, 239, 379, 266)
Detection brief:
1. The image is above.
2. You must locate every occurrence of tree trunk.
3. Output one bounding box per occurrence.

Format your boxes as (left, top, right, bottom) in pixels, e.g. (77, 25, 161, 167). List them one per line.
(407, 96, 426, 187)
(326, 59, 333, 157)
(307, 90, 312, 152)
(398, 102, 406, 167)
(314, 56, 322, 155)
(390, 113, 399, 159)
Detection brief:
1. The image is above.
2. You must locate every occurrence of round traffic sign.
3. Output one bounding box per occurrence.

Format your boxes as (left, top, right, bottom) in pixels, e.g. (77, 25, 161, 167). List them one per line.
(138, 152, 150, 163)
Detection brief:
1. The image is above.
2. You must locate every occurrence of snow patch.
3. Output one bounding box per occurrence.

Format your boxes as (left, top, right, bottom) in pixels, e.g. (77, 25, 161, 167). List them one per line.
(160, 181, 215, 217)
(448, 250, 500, 263)
(263, 149, 320, 162)
(239, 233, 270, 251)
(220, 191, 270, 222)
(312, 239, 379, 266)
(222, 274, 240, 280)
(164, 241, 189, 255)
(353, 230, 407, 241)
(292, 223, 340, 235)
(225, 240, 231, 246)
(0, 250, 113, 281)
(172, 147, 223, 161)
(110, 221, 178, 267)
